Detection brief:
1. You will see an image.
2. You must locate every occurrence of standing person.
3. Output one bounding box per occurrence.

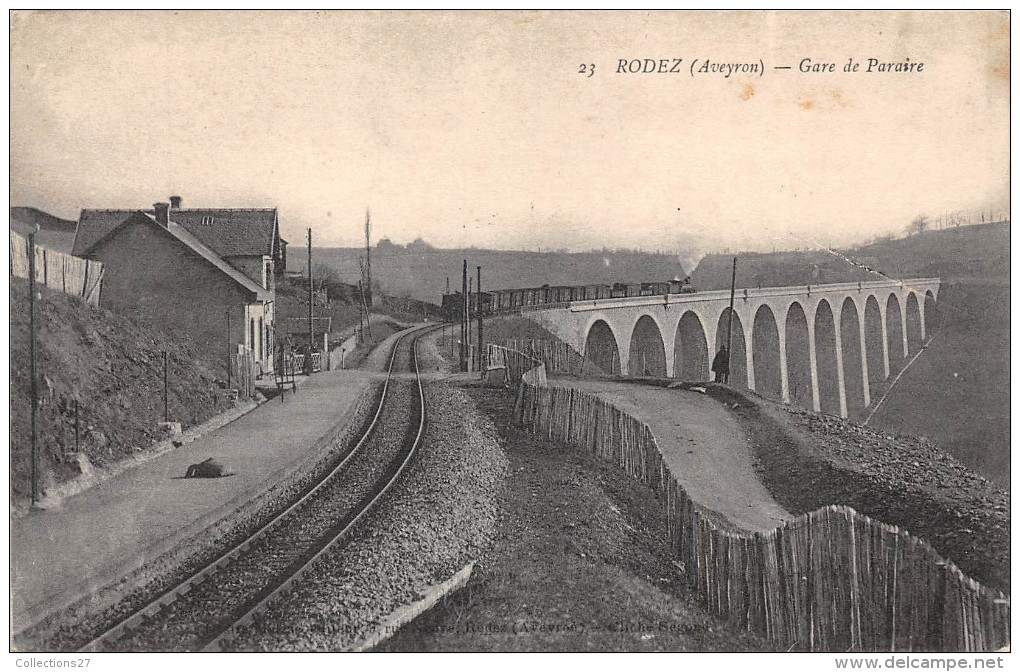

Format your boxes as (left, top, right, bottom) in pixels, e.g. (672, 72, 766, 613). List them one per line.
(711, 346, 730, 384)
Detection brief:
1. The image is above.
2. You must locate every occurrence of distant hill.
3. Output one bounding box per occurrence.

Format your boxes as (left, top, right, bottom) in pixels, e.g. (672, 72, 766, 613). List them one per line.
(292, 242, 689, 304)
(692, 221, 1010, 290)
(10, 207, 78, 253)
(849, 220, 1009, 282)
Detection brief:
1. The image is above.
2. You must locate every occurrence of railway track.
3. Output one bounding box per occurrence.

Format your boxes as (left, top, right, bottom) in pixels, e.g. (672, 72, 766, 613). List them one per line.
(78, 327, 432, 652)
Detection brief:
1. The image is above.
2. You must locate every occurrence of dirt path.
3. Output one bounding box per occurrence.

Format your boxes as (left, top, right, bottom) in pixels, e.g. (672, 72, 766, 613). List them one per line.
(552, 378, 791, 532)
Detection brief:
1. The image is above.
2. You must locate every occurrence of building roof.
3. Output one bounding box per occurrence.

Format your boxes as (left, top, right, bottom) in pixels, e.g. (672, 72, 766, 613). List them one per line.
(74, 207, 280, 259)
(168, 209, 280, 258)
(159, 216, 270, 300)
(88, 211, 270, 301)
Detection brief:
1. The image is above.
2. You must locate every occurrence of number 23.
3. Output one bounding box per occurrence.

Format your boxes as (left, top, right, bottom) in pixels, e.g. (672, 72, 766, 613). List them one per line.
(578, 63, 595, 78)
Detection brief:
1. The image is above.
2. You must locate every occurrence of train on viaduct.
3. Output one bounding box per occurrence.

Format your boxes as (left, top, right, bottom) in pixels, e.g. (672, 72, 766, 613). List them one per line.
(441, 279, 695, 316)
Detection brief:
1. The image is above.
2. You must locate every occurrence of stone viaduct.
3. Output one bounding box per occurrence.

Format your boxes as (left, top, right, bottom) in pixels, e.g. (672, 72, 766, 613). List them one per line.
(527, 279, 941, 418)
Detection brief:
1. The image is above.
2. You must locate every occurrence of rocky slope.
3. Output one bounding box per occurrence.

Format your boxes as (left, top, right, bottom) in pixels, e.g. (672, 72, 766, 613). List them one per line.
(703, 384, 1010, 593)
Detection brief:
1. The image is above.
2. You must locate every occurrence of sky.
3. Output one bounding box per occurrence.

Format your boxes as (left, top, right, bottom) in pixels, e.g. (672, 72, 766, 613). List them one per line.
(9, 10, 1010, 254)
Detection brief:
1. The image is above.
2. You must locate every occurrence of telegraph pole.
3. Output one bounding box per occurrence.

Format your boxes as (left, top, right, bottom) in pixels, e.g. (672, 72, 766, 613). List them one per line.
(477, 265, 484, 374)
(364, 209, 372, 308)
(468, 276, 473, 371)
(307, 228, 314, 356)
(461, 260, 468, 371)
(28, 230, 38, 505)
(226, 310, 232, 389)
(726, 257, 737, 375)
(163, 351, 169, 422)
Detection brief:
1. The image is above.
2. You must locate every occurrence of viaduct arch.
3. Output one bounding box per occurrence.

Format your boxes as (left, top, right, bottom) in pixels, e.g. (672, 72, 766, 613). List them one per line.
(533, 278, 940, 419)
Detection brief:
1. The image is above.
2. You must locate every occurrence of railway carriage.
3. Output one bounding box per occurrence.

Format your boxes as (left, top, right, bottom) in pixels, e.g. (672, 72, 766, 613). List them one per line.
(441, 278, 694, 317)
(549, 286, 574, 303)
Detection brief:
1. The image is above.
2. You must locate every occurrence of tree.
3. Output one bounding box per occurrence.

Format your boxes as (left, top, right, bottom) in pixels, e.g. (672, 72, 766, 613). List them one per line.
(406, 236, 433, 251)
(907, 214, 929, 236)
(313, 262, 340, 288)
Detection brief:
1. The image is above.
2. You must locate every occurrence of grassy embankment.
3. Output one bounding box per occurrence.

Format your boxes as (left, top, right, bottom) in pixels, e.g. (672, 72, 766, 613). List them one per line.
(9, 279, 232, 509)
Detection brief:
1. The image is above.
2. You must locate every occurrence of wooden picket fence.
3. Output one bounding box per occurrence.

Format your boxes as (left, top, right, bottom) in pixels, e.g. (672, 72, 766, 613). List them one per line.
(503, 337, 616, 377)
(234, 348, 257, 399)
(511, 354, 1010, 652)
(10, 230, 104, 306)
(487, 343, 546, 388)
(504, 337, 585, 375)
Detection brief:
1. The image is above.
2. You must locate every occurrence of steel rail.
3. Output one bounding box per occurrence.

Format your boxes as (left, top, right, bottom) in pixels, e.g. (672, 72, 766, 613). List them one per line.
(203, 327, 430, 651)
(77, 327, 422, 652)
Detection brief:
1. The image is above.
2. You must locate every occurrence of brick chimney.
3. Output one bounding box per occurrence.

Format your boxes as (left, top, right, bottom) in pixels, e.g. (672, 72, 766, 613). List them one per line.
(169, 195, 182, 210)
(154, 202, 170, 226)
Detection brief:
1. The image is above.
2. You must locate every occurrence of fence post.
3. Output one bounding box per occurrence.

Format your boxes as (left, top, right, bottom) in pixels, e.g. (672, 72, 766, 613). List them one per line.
(163, 351, 169, 421)
(28, 232, 39, 506)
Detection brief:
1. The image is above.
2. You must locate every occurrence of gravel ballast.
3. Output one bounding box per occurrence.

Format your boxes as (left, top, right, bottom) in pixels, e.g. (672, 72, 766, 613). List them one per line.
(225, 381, 507, 651)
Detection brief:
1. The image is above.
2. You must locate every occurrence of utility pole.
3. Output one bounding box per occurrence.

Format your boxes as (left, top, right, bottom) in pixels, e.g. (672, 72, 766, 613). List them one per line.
(226, 310, 232, 390)
(461, 260, 468, 371)
(163, 351, 169, 422)
(468, 276, 473, 371)
(726, 257, 737, 377)
(307, 228, 314, 358)
(477, 265, 484, 374)
(364, 209, 372, 308)
(28, 231, 38, 505)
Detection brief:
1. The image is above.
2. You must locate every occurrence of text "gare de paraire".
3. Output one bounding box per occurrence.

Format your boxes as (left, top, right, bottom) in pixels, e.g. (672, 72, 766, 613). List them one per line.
(613, 57, 924, 76)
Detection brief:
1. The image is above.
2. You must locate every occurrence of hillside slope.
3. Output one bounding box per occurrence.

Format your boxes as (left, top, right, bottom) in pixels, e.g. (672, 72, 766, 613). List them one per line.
(867, 280, 1010, 487)
(692, 221, 1009, 290)
(707, 384, 1010, 593)
(292, 244, 688, 304)
(9, 279, 233, 507)
(10, 206, 78, 253)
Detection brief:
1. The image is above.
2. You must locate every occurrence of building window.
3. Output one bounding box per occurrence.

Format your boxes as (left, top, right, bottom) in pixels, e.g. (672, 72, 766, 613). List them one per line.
(202, 215, 215, 225)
